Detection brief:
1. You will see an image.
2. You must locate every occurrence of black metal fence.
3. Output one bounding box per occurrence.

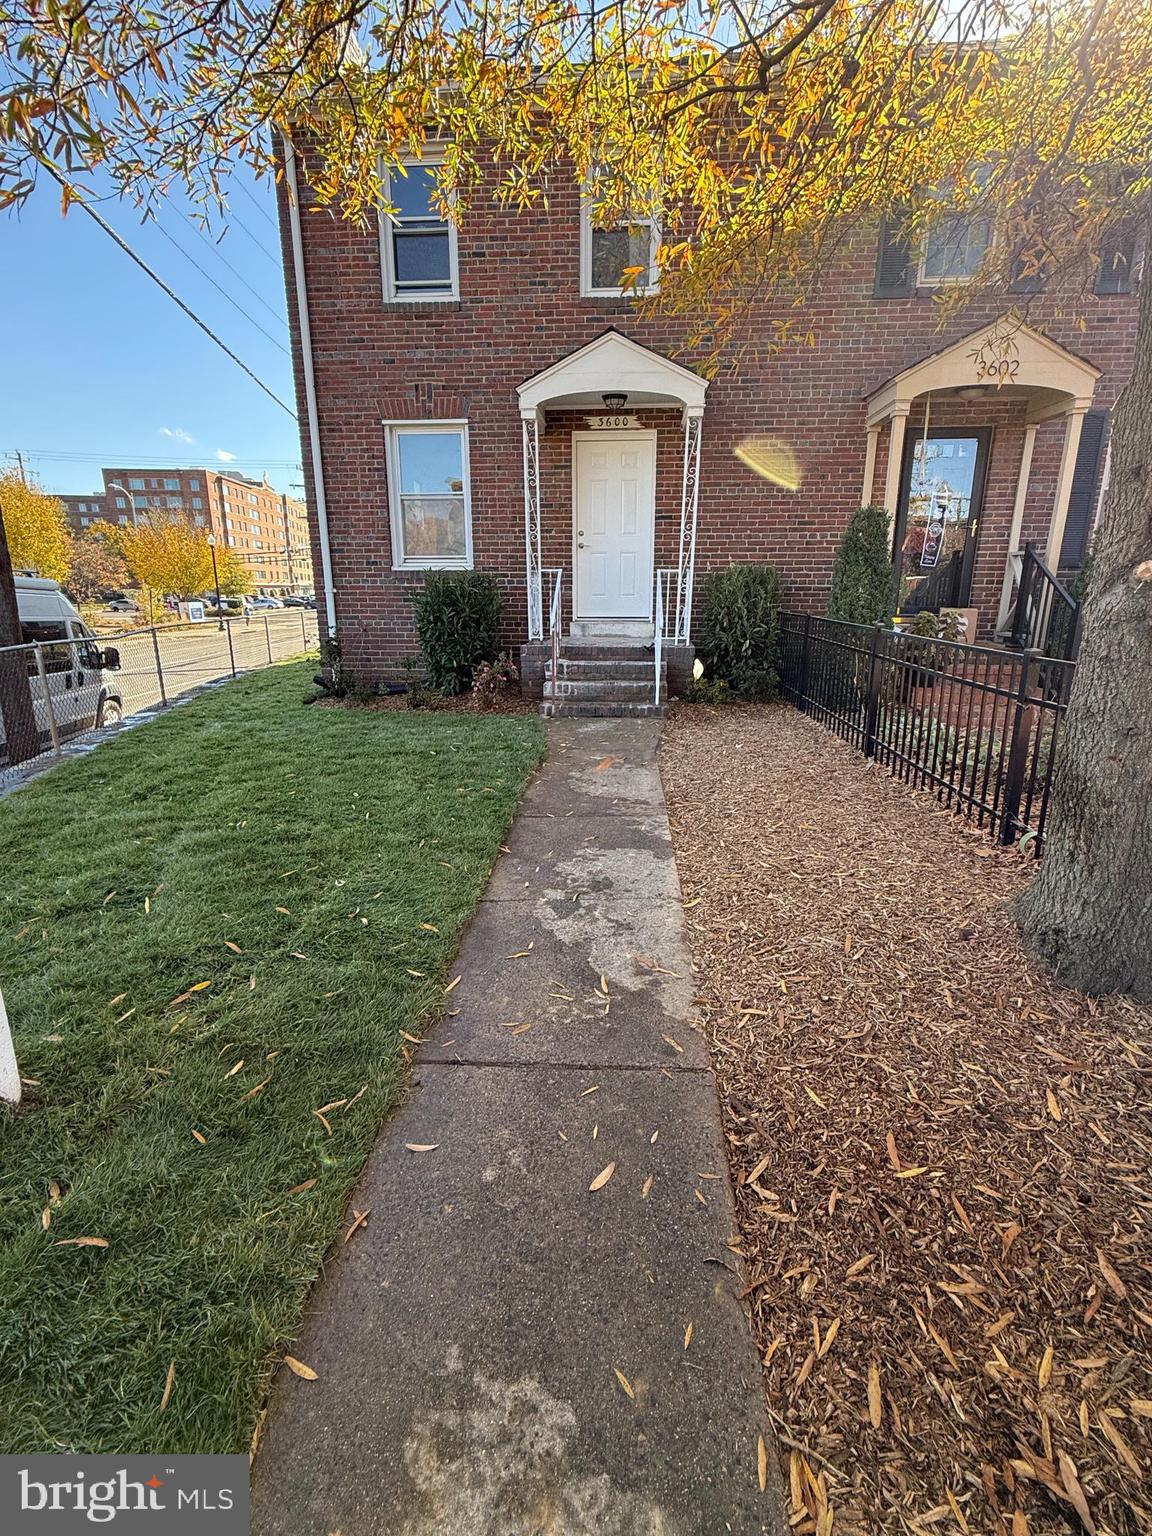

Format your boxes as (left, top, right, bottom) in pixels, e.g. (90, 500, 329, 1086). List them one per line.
(777, 613, 1076, 849)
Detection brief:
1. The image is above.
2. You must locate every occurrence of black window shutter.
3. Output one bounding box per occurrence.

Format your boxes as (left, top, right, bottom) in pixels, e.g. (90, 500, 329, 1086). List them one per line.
(1059, 409, 1108, 569)
(1095, 225, 1136, 295)
(1009, 244, 1047, 294)
(874, 212, 915, 298)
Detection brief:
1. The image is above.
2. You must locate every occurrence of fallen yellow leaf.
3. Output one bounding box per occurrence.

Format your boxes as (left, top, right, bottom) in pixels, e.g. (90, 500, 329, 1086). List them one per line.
(405, 1143, 439, 1153)
(284, 1356, 318, 1381)
(613, 1367, 634, 1399)
(53, 1237, 108, 1249)
(589, 1162, 616, 1191)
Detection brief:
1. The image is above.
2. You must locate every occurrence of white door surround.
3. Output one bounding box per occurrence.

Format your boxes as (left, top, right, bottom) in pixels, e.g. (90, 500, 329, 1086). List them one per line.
(572, 430, 656, 629)
(517, 331, 707, 644)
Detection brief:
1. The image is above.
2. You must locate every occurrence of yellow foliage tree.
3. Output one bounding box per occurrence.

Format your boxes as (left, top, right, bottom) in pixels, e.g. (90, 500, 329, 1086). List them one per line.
(0, 471, 71, 582)
(118, 516, 215, 601)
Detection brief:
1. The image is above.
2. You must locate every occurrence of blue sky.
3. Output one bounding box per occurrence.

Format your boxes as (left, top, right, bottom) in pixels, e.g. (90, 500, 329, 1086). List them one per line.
(2, 166, 302, 498)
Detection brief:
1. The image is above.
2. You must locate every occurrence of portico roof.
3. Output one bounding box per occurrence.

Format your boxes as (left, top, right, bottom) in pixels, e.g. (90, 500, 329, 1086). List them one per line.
(517, 329, 709, 417)
(865, 318, 1100, 427)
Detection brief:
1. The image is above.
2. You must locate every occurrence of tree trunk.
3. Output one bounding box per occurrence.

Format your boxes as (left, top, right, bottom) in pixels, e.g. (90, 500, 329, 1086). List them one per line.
(1017, 212, 1152, 997)
(0, 497, 40, 767)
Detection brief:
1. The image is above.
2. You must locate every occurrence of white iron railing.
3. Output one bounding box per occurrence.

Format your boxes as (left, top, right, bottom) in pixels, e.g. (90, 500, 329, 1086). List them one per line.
(653, 568, 674, 708)
(544, 567, 564, 708)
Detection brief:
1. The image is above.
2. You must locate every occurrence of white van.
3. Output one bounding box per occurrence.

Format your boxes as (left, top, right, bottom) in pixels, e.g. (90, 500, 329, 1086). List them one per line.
(3, 576, 124, 758)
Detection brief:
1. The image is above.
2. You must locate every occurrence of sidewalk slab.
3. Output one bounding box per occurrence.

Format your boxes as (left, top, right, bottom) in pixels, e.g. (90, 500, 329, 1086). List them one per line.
(420, 894, 701, 1068)
(251, 718, 784, 1536)
(483, 812, 680, 902)
(251, 1065, 776, 1536)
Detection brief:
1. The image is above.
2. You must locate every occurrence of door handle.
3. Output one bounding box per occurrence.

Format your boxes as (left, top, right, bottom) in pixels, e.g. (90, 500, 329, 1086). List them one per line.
(578, 542, 585, 550)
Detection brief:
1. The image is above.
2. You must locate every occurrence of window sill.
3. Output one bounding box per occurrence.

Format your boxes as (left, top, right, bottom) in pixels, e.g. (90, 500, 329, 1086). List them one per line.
(382, 296, 462, 310)
(392, 563, 473, 574)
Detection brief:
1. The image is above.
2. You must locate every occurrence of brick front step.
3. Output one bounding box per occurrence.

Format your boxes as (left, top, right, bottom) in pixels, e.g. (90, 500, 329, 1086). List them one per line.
(546, 659, 654, 683)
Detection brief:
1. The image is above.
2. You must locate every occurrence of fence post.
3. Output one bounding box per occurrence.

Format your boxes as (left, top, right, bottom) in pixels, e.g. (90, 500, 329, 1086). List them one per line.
(33, 646, 60, 755)
(150, 626, 168, 707)
(225, 619, 237, 678)
(1000, 651, 1037, 845)
(300, 609, 307, 648)
(264, 615, 274, 665)
(862, 624, 885, 758)
(797, 614, 813, 711)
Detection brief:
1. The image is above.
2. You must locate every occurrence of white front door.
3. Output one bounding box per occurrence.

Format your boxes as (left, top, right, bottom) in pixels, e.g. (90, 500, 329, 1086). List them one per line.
(573, 433, 656, 621)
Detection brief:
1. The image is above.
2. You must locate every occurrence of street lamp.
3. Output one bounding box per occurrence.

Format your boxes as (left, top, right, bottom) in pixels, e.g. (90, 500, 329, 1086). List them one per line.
(108, 481, 154, 625)
(207, 533, 224, 629)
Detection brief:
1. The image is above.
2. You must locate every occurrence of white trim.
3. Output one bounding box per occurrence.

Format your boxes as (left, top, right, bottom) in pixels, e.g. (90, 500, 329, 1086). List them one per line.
(379, 154, 459, 303)
(571, 429, 657, 622)
(997, 422, 1038, 633)
(282, 132, 337, 640)
(518, 330, 708, 415)
(579, 192, 661, 299)
(383, 420, 473, 570)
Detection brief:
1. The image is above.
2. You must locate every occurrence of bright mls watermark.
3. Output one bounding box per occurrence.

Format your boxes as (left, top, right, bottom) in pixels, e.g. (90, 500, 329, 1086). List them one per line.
(1, 1456, 248, 1531)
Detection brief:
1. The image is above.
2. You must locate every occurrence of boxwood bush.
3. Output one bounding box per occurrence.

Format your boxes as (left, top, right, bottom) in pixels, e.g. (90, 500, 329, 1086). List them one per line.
(695, 563, 781, 699)
(413, 571, 503, 693)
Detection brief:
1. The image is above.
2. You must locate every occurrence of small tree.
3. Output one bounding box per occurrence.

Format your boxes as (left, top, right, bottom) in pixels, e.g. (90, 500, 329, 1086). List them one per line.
(118, 516, 214, 600)
(66, 530, 128, 603)
(0, 471, 70, 582)
(827, 507, 894, 626)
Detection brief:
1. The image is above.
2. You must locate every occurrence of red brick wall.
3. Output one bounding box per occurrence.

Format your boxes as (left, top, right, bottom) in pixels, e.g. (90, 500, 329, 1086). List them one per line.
(276, 160, 1138, 681)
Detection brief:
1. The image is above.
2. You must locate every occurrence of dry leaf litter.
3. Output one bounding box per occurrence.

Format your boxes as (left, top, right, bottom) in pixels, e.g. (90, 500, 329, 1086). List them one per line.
(661, 704, 1152, 1536)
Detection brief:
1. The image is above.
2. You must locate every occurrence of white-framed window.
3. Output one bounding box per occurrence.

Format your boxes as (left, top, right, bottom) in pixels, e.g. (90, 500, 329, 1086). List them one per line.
(128, 477, 144, 490)
(580, 187, 660, 298)
(384, 421, 472, 569)
(189, 477, 201, 490)
(380, 157, 458, 303)
(114, 496, 126, 509)
(166, 496, 181, 508)
(164, 477, 180, 491)
(191, 497, 202, 509)
(133, 495, 147, 510)
(918, 181, 992, 285)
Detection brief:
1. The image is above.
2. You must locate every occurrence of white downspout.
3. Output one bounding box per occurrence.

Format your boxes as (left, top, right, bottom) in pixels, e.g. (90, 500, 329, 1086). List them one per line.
(282, 131, 337, 641)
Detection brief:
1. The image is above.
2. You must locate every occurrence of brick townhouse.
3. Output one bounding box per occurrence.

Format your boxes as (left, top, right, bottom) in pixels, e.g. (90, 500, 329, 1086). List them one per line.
(276, 139, 1139, 706)
(60, 469, 314, 596)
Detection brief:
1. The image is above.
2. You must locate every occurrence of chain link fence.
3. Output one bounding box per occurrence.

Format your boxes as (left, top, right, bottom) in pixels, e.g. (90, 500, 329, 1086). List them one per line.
(1, 609, 319, 787)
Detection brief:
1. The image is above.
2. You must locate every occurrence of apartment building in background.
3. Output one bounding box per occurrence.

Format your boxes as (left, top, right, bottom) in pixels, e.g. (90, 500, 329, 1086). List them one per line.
(57, 467, 313, 595)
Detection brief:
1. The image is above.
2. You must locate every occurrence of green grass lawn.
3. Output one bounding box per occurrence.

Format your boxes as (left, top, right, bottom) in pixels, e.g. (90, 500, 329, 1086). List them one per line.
(0, 664, 544, 1454)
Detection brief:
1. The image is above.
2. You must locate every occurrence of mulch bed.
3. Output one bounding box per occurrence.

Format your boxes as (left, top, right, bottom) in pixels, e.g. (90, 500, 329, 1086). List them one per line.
(661, 702, 1151, 1536)
(312, 690, 536, 716)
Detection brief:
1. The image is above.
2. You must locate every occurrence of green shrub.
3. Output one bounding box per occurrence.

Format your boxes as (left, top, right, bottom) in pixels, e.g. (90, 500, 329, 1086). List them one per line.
(695, 563, 781, 699)
(412, 572, 503, 694)
(827, 505, 895, 625)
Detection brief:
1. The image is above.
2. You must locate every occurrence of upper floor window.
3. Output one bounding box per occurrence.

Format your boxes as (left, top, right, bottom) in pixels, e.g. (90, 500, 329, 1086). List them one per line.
(917, 181, 991, 285)
(114, 496, 127, 509)
(380, 159, 458, 302)
(384, 422, 471, 569)
(580, 186, 660, 298)
(164, 477, 180, 491)
(189, 477, 201, 490)
(128, 477, 144, 490)
(191, 497, 203, 509)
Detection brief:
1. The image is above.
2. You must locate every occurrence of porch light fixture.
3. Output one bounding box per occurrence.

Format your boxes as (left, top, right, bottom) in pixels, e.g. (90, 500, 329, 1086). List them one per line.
(955, 385, 991, 400)
(601, 392, 628, 410)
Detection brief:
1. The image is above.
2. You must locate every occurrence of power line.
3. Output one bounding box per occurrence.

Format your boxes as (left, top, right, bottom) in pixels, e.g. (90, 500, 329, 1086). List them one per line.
(148, 217, 290, 355)
(224, 204, 284, 269)
(8, 448, 302, 469)
(34, 155, 296, 418)
(177, 211, 288, 326)
(231, 174, 281, 233)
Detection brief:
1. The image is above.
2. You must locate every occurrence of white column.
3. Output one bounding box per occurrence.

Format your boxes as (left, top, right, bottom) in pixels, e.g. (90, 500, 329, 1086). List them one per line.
(521, 410, 543, 641)
(883, 407, 910, 553)
(676, 408, 704, 644)
(861, 425, 880, 507)
(996, 422, 1038, 633)
(1046, 406, 1087, 568)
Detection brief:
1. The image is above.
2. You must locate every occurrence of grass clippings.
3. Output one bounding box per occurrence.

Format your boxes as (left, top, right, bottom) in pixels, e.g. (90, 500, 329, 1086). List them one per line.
(662, 701, 1151, 1536)
(0, 662, 543, 1454)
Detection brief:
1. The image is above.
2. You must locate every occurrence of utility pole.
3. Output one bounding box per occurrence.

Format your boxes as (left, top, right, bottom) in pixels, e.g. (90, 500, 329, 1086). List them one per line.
(0, 492, 40, 765)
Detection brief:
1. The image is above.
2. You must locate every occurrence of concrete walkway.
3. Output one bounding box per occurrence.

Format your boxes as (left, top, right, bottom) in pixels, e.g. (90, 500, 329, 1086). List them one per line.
(251, 719, 782, 1536)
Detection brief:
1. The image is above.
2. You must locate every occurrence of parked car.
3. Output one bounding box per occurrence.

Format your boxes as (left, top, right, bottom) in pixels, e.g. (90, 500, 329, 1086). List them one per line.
(105, 597, 138, 614)
(282, 594, 307, 607)
(249, 596, 284, 611)
(2, 577, 124, 760)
